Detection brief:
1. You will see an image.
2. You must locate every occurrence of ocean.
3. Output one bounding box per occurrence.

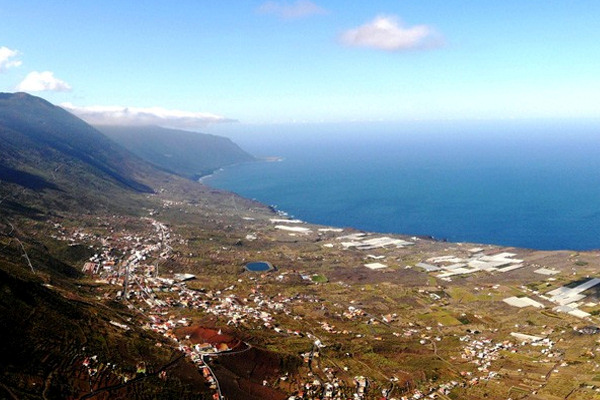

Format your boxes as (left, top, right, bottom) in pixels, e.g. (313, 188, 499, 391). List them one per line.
(205, 120, 600, 250)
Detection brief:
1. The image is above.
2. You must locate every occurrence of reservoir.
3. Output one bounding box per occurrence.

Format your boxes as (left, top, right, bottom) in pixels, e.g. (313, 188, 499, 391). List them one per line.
(245, 262, 273, 272)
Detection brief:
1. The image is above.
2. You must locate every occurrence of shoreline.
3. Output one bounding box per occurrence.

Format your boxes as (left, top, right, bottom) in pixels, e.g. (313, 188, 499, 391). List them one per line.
(197, 155, 283, 183)
(199, 158, 599, 253)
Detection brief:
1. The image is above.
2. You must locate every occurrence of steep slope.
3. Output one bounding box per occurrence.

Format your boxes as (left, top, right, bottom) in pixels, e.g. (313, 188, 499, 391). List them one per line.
(0, 224, 212, 400)
(97, 125, 255, 180)
(0, 93, 164, 214)
(0, 92, 153, 191)
(0, 93, 242, 399)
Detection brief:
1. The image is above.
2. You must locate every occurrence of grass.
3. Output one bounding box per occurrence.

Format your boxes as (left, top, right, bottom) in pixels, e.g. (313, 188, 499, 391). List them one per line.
(417, 310, 463, 326)
(311, 274, 328, 283)
(447, 287, 478, 303)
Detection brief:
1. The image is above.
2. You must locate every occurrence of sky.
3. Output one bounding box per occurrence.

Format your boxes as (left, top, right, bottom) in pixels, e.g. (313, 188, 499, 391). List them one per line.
(1, 1, 600, 133)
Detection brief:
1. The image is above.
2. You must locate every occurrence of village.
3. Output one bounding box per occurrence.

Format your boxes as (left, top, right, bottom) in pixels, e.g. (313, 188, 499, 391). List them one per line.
(45, 208, 600, 400)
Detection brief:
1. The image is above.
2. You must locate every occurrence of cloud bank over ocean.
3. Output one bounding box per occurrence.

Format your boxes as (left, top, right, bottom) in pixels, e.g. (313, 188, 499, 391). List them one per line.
(61, 103, 237, 129)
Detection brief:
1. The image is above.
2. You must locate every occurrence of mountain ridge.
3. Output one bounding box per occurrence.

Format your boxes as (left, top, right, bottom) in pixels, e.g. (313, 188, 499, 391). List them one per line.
(0, 93, 254, 215)
(0, 92, 154, 194)
(96, 125, 256, 180)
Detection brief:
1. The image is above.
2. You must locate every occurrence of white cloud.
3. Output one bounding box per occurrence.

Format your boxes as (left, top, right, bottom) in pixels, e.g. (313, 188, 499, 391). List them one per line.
(341, 15, 442, 51)
(60, 103, 237, 129)
(16, 71, 72, 92)
(258, 0, 327, 19)
(0, 46, 22, 72)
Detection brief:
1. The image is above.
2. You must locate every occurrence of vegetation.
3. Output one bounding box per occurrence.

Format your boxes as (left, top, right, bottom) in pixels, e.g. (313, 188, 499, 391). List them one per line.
(98, 125, 256, 180)
(2, 93, 600, 399)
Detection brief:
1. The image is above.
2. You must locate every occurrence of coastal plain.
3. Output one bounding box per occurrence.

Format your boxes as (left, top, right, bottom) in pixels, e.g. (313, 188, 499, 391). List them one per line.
(149, 188, 600, 400)
(5, 181, 600, 400)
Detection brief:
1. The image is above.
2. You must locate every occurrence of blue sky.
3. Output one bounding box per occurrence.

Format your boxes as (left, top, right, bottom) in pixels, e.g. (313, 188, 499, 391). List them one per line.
(1, 1, 599, 131)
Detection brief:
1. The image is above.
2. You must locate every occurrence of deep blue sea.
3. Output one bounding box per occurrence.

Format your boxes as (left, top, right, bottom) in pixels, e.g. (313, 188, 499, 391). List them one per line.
(205, 121, 600, 250)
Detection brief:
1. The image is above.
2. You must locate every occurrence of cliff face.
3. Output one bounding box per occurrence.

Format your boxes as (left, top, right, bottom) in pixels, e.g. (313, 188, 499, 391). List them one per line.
(0, 92, 176, 216)
(97, 125, 256, 180)
(0, 92, 154, 194)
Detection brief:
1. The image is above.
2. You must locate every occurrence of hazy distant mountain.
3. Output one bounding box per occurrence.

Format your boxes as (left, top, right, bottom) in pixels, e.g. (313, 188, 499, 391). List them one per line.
(97, 125, 256, 180)
(0, 92, 161, 214)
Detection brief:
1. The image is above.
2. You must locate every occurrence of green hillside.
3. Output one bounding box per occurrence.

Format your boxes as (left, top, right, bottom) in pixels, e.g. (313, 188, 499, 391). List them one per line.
(97, 125, 255, 180)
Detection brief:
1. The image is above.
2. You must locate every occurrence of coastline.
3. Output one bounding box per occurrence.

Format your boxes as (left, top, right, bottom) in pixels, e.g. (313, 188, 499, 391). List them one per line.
(197, 153, 284, 183)
(197, 169, 222, 183)
(199, 144, 600, 252)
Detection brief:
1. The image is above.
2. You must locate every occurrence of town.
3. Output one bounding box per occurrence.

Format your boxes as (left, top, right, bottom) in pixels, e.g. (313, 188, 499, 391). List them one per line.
(40, 202, 600, 400)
